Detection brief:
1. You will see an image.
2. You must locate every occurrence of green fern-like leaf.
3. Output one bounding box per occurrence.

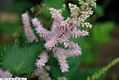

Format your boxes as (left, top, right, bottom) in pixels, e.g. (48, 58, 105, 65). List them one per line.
(1, 42, 44, 75)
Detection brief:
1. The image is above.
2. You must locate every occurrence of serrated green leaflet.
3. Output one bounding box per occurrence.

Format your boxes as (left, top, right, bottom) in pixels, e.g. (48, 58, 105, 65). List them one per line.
(1, 42, 44, 75)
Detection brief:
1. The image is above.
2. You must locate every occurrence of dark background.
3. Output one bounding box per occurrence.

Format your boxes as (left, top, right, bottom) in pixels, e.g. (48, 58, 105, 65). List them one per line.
(0, 0, 119, 22)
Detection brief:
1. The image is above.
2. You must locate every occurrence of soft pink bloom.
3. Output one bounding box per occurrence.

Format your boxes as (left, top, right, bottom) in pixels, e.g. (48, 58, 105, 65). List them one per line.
(0, 69, 12, 78)
(22, 0, 96, 72)
(54, 48, 69, 72)
(36, 52, 48, 67)
(45, 66, 51, 71)
(45, 39, 57, 49)
(34, 69, 44, 76)
(31, 9, 83, 72)
(34, 69, 52, 80)
(21, 13, 38, 43)
(72, 30, 89, 38)
(32, 18, 51, 40)
(49, 8, 63, 23)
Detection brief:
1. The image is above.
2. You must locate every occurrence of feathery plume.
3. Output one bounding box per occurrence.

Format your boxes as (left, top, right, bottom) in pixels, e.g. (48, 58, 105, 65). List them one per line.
(22, 13, 38, 43)
(22, 0, 96, 72)
(36, 52, 49, 67)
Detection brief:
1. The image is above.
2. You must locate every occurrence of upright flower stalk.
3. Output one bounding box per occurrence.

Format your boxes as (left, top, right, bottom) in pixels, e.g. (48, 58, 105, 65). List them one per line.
(22, 0, 96, 72)
(22, 13, 38, 43)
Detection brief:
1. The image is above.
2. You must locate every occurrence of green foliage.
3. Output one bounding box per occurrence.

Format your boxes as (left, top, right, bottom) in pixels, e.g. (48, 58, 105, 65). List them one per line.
(72, 68, 101, 80)
(63, 57, 81, 79)
(34, 0, 70, 18)
(94, 5, 104, 17)
(43, 0, 65, 9)
(87, 57, 119, 80)
(39, 0, 65, 18)
(0, 46, 5, 67)
(11, 1, 31, 13)
(81, 37, 97, 64)
(1, 42, 44, 75)
(92, 22, 115, 43)
(70, 36, 97, 65)
(0, 23, 19, 35)
(62, 8, 70, 18)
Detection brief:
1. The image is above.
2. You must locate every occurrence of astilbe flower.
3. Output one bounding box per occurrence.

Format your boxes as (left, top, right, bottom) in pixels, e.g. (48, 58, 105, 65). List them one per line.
(34, 69, 51, 80)
(0, 69, 12, 78)
(22, 13, 38, 43)
(36, 51, 48, 67)
(22, 0, 96, 72)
